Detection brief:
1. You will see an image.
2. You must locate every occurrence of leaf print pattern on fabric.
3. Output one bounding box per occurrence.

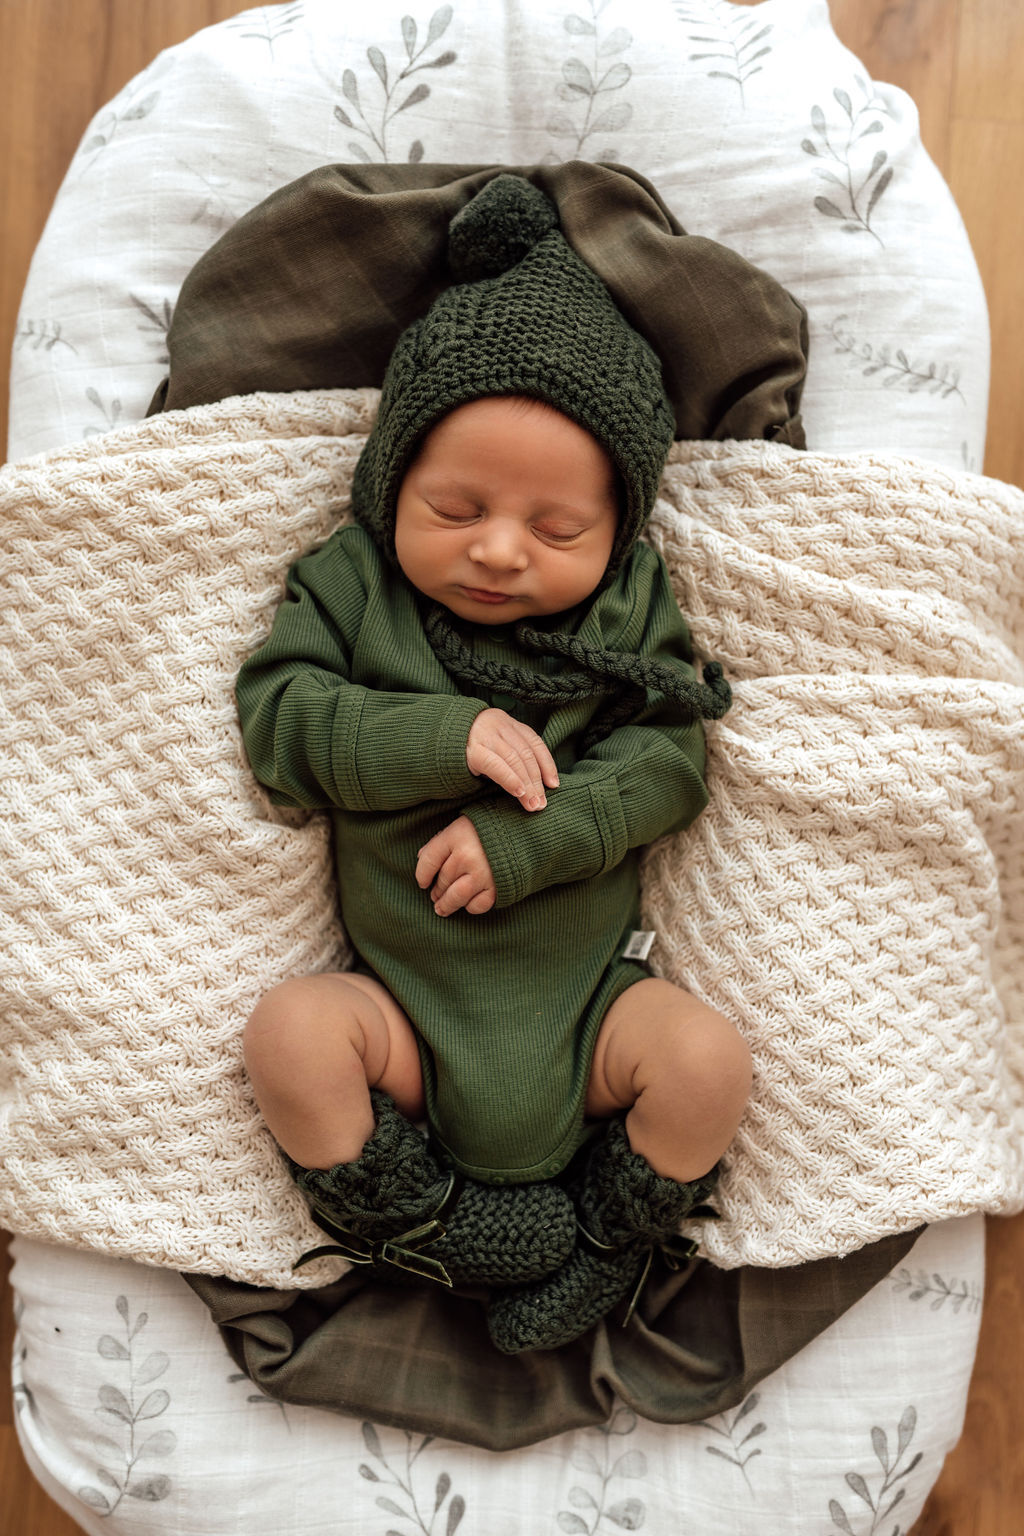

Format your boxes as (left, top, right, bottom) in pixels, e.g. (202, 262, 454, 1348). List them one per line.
(75, 55, 172, 175)
(557, 1405, 648, 1533)
(673, 0, 773, 108)
(14, 320, 78, 354)
(891, 1266, 982, 1314)
(802, 80, 896, 246)
(358, 1421, 466, 1534)
(827, 1407, 922, 1535)
(828, 315, 966, 402)
(11, 1295, 35, 1419)
(332, 6, 457, 165)
(77, 1294, 176, 1518)
(547, 2, 634, 161)
(227, 1369, 291, 1424)
(693, 1391, 766, 1492)
(130, 294, 173, 366)
(225, 1, 304, 56)
(84, 388, 123, 437)
(178, 155, 249, 233)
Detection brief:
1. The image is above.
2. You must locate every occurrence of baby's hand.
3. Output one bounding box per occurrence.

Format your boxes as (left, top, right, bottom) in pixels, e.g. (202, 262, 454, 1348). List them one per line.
(416, 816, 497, 917)
(466, 708, 559, 811)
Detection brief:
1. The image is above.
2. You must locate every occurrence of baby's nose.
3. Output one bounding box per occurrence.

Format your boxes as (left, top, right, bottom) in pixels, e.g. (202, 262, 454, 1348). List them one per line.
(470, 522, 529, 570)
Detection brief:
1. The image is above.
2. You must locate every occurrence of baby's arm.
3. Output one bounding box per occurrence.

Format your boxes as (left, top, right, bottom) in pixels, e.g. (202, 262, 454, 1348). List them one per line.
(236, 531, 487, 813)
(413, 709, 560, 915)
(462, 552, 712, 909)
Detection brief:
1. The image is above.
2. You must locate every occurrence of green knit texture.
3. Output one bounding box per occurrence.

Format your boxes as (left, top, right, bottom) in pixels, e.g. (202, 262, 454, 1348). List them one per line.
(487, 1119, 720, 1353)
(350, 174, 676, 581)
(293, 1092, 576, 1286)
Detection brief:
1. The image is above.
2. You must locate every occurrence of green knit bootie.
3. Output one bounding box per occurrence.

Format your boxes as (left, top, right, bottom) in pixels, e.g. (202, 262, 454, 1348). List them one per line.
(289, 1091, 575, 1288)
(486, 1119, 718, 1353)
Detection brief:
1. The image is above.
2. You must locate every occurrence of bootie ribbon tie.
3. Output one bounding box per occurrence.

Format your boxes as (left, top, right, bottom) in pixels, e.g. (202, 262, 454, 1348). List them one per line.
(293, 1171, 464, 1285)
(575, 1202, 721, 1327)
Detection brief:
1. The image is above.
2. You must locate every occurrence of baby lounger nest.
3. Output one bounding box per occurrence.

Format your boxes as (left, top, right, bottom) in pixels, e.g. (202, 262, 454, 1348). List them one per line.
(2, 0, 1013, 1528)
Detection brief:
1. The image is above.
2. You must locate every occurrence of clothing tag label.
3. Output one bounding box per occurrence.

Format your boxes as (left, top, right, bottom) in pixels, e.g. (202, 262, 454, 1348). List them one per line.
(623, 930, 655, 962)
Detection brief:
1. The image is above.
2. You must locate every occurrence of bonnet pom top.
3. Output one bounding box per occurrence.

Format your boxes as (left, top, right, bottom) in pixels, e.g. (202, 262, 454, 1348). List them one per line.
(447, 175, 560, 282)
(349, 171, 676, 579)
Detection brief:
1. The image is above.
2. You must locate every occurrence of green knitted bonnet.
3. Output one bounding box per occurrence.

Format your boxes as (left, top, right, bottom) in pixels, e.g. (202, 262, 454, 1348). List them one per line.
(350, 174, 677, 583)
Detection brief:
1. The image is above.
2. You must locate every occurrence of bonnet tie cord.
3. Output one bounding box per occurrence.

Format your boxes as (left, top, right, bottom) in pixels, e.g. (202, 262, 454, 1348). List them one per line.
(425, 604, 732, 750)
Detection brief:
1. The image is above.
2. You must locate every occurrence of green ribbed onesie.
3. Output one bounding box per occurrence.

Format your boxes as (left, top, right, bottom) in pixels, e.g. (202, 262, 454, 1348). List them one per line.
(236, 524, 709, 1183)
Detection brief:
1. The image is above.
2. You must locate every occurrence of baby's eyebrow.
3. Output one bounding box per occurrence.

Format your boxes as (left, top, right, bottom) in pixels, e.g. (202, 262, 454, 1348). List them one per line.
(417, 475, 479, 500)
(532, 502, 600, 520)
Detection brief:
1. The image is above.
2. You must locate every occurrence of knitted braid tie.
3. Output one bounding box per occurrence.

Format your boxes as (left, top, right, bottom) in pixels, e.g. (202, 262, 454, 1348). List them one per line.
(425, 604, 731, 748)
(290, 1092, 576, 1287)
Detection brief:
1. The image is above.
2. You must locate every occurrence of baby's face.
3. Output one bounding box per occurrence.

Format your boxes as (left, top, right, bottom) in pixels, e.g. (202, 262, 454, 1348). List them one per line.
(394, 396, 618, 625)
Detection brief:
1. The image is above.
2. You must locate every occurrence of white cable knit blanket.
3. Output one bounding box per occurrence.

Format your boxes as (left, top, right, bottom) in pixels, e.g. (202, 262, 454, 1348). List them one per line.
(1, 390, 1022, 1287)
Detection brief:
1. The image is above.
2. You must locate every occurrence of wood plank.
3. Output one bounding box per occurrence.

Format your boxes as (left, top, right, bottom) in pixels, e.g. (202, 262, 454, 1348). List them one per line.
(1, 1233, 12, 1428)
(954, 0, 1024, 120)
(950, 118, 1024, 484)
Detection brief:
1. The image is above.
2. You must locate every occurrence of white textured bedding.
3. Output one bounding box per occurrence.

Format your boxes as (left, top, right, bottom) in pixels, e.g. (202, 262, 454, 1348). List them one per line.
(4, 0, 1000, 1530)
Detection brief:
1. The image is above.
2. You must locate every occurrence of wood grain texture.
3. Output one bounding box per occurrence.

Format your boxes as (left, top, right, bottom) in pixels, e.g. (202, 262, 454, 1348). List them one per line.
(1, 3, 1022, 1534)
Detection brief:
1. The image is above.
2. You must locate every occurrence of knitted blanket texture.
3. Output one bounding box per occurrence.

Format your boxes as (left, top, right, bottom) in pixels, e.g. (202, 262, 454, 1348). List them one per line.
(0, 390, 1021, 1286)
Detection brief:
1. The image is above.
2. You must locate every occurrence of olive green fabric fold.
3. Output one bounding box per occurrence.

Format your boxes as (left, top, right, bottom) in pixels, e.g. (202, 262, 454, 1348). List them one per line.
(183, 1227, 918, 1450)
(150, 160, 808, 448)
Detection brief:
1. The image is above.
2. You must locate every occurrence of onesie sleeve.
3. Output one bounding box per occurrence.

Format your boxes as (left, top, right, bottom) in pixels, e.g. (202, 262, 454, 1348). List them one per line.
(236, 531, 485, 811)
(463, 551, 712, 908)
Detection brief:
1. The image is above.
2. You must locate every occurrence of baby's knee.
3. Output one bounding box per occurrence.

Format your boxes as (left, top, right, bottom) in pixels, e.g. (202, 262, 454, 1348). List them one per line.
(687, 1015, 752, 1125)
(648, 992, 752, 1124)
(245, 975, 310, 1049)
(242, 973, 369, 1083)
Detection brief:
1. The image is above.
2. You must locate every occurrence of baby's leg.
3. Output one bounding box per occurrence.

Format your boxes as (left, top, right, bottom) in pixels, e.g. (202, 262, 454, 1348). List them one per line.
(243, 973, 425, 1170)
(246, 974, 577, 1289)
(585, 978, 752, 1181)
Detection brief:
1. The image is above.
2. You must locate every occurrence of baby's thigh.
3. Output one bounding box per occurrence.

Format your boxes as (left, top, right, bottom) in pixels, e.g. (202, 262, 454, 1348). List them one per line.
(245, 971, 425, 1115)
(585, 977, 749, 1117)
(333, 972, 425, 1108)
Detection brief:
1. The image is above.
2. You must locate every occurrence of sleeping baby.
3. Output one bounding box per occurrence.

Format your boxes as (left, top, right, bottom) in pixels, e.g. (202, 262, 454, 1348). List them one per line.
(235, 175, 750, 1353)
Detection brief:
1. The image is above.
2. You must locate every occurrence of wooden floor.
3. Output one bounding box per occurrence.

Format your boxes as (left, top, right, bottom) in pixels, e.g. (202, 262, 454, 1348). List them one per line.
(1, 1, 1022, 1532)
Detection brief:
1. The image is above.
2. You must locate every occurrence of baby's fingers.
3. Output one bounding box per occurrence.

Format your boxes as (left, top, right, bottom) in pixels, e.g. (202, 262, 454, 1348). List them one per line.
(466, 711, 559, 809)
(432, 874, 495, 918)
(415, 830, 447, 888)
(532, 734, 561, 791)
(472, 743, 547, 809)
